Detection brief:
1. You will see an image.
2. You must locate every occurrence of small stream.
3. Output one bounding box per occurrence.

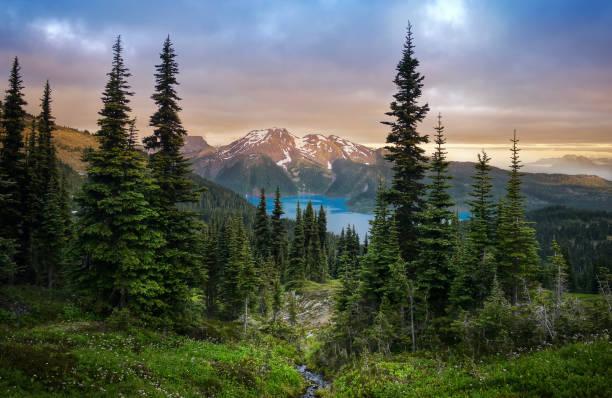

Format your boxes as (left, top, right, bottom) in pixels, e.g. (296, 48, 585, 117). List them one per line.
(296, 364, 329, 397)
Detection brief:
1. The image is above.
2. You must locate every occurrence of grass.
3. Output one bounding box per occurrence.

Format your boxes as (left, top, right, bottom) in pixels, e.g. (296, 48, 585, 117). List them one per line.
(0, 322, 304, 397)
(324, 339, 612, 397)
(0, 286, 305, 397)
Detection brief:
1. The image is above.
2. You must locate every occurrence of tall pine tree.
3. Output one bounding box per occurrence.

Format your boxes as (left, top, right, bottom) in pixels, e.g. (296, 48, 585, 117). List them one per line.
(415, 114, 455, 315)
(254, 188, 270, 258)
(382, 23, 429, 261)
(0, 57, 27, 272)
(270, 186, 287, 274)
(74, 37, 164, 318)
(450, 150, 496, 310)
(144, 36, 199, 315)
(495, 131, 539, 303)
(286, 201, 305, 287)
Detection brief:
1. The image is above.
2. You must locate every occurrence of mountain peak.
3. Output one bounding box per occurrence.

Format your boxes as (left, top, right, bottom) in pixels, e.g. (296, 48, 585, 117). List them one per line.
(187, 127, 381, 176)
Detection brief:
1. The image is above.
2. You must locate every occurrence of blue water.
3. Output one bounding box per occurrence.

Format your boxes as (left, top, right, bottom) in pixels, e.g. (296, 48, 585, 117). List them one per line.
(247, 195, 471, 241)
(247, 195, 373, 240)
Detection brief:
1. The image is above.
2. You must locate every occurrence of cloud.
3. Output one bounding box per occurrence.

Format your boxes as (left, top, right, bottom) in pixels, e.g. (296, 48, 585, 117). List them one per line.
(29, 19, 106, 54)
(425, 0, 466, 27)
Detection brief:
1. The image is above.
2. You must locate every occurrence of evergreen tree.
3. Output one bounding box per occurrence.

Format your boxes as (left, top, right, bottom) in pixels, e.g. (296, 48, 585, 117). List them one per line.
(0, 176, 20, 284)
(24, 118, 44, 280)
(33, 82, 71, 288)
(0, 57, 27, 270)
(238, 244, 258, 334)
(450, 150, 496, 310)
(318, 204, 327, 246)
(202, 223, 220, 316)
(495, 131, 539, 303)
(382, 23, 429, 261)
(357, 185, 398, 320)
(221, 217, 255, 321)
(415, 114, 455, 314)
(74, 37, 164, 318)
(144, 36, 199, 315)
(270, 186, 286, 273)
(254, 187, 270, 257)
(286, 201, 305, 287)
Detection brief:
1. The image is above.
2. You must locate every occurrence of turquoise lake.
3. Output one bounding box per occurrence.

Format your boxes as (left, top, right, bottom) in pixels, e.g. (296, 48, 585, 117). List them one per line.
(247, 195, 470, 240)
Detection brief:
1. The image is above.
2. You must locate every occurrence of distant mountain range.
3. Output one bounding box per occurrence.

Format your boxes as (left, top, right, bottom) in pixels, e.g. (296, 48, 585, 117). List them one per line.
(183, 127, 612, 213)
(44, 122, 611, 214)
(524, 155, 612, 180)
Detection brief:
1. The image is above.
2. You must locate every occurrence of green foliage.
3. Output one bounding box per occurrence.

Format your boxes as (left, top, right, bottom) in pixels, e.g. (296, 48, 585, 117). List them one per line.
(527, 206, 612, 293)
(324, 339, 612, 397)
(0, 57, 27, 274)
(495, 132, 540, 303)
(415, 115, 456, 315)
(254, 188, 270, 258)
(73, 37, 165, 320)
(450, 150, 496, 311)
(286, 202, 306, 287)
(382, 23, 429, 261)
(0, 322, 304, 397)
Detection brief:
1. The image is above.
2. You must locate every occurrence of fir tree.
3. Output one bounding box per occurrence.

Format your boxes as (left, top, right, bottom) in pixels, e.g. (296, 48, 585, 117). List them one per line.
(0, 176, 20, 284)
(358, 185, 396, 315)
(415, 114, 455, 314)
(202, 223, 220, 316)
(270, 186, 286, 273)
(74, 37, 164, 318)
(382, 23, 429, 261)
(317, 204, 327, 251)
(254, 187, 270, 258)
(144, 36, 199, 315)
(451, 150, 497, 310)
(34, 82, 71, 288)
(286, 201, 305, 287)
(0, 57, 27, 269)
(495, 131, 539, 303)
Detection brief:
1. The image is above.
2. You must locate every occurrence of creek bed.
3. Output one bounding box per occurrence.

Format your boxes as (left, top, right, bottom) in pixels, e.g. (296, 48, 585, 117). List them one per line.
(296, 364, 329, 397)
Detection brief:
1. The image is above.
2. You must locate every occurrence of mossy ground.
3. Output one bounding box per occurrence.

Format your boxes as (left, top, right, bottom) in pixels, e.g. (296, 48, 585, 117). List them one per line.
(321, 339, 612, 397)
(0, 286, 304, 397)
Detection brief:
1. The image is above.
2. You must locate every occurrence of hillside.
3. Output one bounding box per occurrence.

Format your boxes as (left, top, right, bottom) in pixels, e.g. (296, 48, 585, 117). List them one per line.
(42, 120, 255, 220)
(526, 206, 612, 293)
(184, 128, 612, 213)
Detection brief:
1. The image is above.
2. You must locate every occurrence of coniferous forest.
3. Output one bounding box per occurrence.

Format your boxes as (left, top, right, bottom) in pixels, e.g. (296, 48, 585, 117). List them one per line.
(1, 23, 611, 398)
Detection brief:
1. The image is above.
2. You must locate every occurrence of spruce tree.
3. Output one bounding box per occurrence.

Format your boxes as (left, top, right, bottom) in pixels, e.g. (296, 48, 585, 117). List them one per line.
(270, 186, 286, 273)
(0, 57, 27, 270)
(286, 201, 305, 287)
(382, 23, 429, 261)
(254, 187, 270, 257)
(357, 185, 398, 320)
(317, 204, 327, 251)
(495, 131, 539, 303)
(144, 36, 199, 315)
(74, 37, 164, 318)
(415, 114, 455, 314)
(202, 223, 220, 316)
(451, 150, 497, 310)
(34, 82, 71, 288)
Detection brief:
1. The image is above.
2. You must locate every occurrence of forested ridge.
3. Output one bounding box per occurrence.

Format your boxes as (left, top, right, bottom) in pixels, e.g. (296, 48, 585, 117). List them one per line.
(1, 27, 611, 398)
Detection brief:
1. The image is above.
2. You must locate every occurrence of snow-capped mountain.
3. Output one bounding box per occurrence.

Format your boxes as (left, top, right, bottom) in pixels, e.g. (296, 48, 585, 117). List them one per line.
(212, 127, 378, 170)
(182, 127, 385, 198)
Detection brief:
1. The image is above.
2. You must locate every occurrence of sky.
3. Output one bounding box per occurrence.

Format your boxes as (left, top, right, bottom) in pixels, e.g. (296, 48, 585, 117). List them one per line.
(1, 0, 611, 165)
